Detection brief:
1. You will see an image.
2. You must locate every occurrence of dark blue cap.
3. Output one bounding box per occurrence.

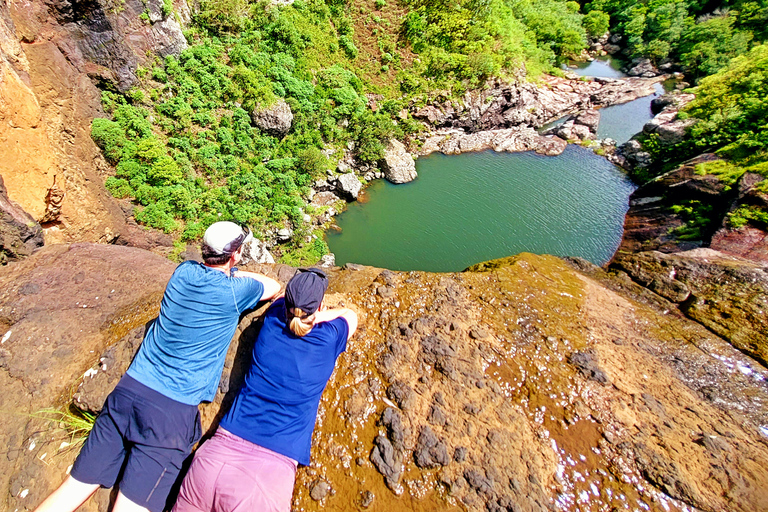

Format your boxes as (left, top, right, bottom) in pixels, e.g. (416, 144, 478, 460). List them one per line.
(285, 268, 328, 316)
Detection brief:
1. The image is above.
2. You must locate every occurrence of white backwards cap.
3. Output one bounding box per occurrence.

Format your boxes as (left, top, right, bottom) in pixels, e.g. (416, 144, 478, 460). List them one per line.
(203, 221, 253, 255)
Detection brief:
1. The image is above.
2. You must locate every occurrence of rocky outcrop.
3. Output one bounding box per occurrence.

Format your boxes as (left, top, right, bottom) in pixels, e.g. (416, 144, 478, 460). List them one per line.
(0, 0, 187, 248)
(0, 176, 44, 264)
(412, 75, 666, 133)
(626, 58, 659, 78)
(252, 99, 293, 137)
(0, 244, 176, 511)
(642, 93, 696, 145)
(420, 127, 567, 157)
(613, 154, 727, 255)
(616, 92, 695, 171)
(541, 109, 600, 142)
(614, 153, 768, 265)
(611, 248, 768, 365)
(4, 246, 768, 512)
(39, 0, 188, 91)
(380, 139, 417, 183)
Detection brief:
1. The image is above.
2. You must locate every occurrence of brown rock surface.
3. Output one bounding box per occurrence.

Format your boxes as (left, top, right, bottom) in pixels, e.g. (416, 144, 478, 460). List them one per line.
(3, 248, 768, 512)
(0, 0, 186, 248)
(611, 248, 768, 366)
(0, 243, 176, 511)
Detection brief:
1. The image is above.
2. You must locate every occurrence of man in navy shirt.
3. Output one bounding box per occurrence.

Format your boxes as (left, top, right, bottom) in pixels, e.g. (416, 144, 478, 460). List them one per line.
(173, 268, 358, 512)
(34, 222, 281, 512)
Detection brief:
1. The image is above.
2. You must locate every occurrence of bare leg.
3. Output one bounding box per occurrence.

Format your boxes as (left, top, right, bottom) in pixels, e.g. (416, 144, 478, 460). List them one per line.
(113, 491, 151, 512)
(32, 475, 100, 512)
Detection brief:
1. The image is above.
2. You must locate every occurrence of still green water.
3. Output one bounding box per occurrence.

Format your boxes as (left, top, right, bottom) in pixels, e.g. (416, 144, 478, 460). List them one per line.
(326, 146, 636, 272)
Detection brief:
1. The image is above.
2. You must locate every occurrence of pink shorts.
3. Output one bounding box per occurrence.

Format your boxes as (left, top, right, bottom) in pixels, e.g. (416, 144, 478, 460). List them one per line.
(172, 427, 298, 512)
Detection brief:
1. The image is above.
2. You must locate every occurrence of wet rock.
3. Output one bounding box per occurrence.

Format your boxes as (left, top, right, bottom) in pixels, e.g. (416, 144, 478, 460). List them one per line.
(310, 479, 330, 501)
(360, 490, 375, 508)
(413, 426, 450, 468)
(380, 407, 410, 450)
(252, 99, 293, 137)
(613, 249, 768, 364)
(568, 350, 610, 385)
(370, 435, 403, 492)
(380, 139, 417, 184)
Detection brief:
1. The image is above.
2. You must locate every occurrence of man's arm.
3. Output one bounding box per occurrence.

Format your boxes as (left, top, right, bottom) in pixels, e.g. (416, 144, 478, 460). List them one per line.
(314, 308, 358, 340)
(232, 270, 281, 301)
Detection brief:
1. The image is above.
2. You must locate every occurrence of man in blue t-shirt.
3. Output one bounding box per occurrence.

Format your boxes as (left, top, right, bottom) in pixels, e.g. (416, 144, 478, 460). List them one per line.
(33, 222, 281, 512)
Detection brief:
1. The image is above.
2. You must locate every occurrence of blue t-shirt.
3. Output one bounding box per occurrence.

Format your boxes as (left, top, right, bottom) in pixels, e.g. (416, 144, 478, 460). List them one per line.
(127, 261, 265, 406)
(220, 298, 349, 465)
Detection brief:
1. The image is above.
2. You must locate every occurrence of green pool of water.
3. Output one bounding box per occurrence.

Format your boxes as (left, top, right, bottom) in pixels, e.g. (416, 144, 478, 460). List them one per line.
(326, 146, 636, 272)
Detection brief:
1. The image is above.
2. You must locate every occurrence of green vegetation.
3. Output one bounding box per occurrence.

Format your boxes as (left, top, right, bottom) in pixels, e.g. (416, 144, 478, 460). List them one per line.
(583, 0, 768, 82)
(32, 406, 97, 448)
(638, 43, 768, 232)
(96, 0, 606, 264)
(682, 44, 768, 228)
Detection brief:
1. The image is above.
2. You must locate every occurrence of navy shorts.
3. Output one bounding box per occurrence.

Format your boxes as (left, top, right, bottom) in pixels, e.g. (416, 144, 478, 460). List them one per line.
(71, 374, 201, 512)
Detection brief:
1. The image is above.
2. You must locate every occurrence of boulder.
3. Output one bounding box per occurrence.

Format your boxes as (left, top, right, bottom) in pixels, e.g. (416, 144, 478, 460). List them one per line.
(617, 139, 652, 168)
(335, 173, 362, 200)
(0, 175, 44, 265)
(252, 99, 293, 137)
(380, 139, 417, 184)
(243, 238, 275, 264)
(276, 228, 292, 243)
(626, 58, 659, 78)
(574, 109, 600, 132)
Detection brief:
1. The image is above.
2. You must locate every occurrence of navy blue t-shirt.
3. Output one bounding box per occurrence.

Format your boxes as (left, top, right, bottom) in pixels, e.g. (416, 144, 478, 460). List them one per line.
(220, 298, 349, 465)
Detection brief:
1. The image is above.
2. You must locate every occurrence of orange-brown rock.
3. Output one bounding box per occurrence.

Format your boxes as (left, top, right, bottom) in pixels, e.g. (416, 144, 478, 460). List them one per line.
(3, 247, 767, 512)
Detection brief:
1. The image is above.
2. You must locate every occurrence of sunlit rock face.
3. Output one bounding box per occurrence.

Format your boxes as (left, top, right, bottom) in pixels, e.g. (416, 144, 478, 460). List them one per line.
(2, 247, 768, 512)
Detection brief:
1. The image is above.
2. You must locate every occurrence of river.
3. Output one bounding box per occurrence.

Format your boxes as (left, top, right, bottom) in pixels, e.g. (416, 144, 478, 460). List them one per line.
(327, 59, 661, 271)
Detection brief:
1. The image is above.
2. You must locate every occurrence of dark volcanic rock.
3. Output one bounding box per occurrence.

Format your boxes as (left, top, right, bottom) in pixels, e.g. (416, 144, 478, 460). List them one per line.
(0, 175, 44, 264)
(568, 350, 610, 385)
(413, 426, 450, 468)
(370, 435, 403, 493)
(45, 0, 188, 91)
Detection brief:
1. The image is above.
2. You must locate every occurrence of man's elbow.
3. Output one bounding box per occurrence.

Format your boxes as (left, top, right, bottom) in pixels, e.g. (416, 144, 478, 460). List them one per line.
(261, 278, 282, 300)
